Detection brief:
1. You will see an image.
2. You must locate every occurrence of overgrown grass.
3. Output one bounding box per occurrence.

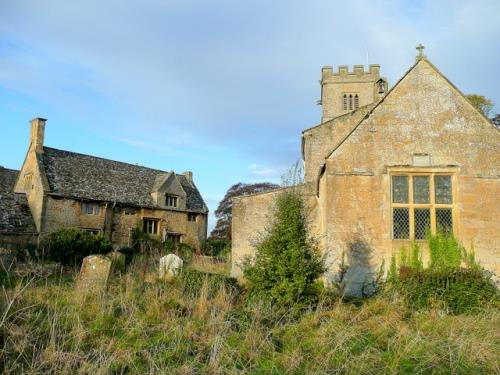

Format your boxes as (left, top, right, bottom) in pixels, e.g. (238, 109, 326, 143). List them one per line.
(1, 258, 499, 374)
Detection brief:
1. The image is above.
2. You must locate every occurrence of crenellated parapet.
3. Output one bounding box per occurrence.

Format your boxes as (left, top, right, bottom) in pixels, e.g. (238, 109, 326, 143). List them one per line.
(319, 64, 388, 122)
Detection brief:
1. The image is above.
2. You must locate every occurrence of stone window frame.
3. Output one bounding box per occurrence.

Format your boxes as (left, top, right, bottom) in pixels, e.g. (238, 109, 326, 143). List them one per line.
(81, 202, 100, 215)
(389, 168, 457, 241)
(343, 93, 359, 111)
(143, 218, 159, 235)
(187, 213, 198, 222)
(166, 194, 178, 208)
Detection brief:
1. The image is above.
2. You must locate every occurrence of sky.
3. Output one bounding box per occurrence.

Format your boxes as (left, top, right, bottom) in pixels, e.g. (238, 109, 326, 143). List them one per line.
(1, 0, 499, 231)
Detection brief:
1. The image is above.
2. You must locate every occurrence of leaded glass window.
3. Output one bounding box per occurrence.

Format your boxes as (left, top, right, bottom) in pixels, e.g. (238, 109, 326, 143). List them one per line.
(391, 173, 454, 240)
(435, 175, 452, 204)
(436, 208, 453, 234)
(414, 208, 430, 240)
(413, 176, 429, 204)
(393, 208, 409, 239)
(392, 176, 408, 203)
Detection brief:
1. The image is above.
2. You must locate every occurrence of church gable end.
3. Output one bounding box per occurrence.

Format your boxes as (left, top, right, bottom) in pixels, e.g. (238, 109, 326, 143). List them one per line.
(326, 57, 499, 176)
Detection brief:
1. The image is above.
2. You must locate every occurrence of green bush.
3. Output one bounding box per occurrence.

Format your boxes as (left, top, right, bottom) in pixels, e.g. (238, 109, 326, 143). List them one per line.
(388, 233, 498, 314)
(243, 189, 325, 308)
(428, 232, 462, 270)
(398, 268, 498, 314)
(42, 228, 112, 265)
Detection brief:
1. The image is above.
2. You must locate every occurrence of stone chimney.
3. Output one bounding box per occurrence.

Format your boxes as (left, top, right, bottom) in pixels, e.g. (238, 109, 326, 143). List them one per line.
(30, 117, 46, 153)
(182, 171, 193, 184)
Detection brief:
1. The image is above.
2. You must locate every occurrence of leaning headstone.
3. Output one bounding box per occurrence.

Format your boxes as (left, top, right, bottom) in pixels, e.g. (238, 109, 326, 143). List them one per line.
(159, 253, 183, 278)
(77, 255, 112, 291)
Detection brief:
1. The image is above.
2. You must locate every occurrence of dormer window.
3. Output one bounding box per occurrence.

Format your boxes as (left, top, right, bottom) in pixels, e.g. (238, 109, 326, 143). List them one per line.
(166, 195, 178, 208)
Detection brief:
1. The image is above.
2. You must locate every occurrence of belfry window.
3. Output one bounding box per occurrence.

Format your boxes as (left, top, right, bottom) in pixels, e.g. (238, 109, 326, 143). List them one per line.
(348, 94, 353, 110)
(391, 174, 454, 240)
(354, 94, 359, 109)
(343, 94, 348, 110)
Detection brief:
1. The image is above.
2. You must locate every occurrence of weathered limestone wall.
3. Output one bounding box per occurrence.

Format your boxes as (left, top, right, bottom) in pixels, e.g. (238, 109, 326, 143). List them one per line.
(43, 197, 207, 250)
(302, 104, 375, 182)
(322, 58, 500, 278)
(231, 184, 318, 277)
(43, 196, 106, 234)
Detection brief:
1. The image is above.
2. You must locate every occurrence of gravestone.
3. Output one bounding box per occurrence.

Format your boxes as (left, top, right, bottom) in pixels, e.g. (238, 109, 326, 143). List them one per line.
(159, 253, 183, 278)
(77, 255, 112, 291)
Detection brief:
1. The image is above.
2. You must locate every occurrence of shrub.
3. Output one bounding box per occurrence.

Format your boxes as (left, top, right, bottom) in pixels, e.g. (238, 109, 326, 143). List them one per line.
(243, 189, 325, 308)
(388, 233, 498, 314)
(428, 232, 462, 270)
(42, 228, 112, 265)
(398, 268, 498, 314)
(201, 239, 231, 259)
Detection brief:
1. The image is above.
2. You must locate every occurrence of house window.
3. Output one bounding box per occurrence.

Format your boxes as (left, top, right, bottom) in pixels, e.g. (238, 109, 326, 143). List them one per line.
(188, 213, 198, 222)
(143, 218, 159, 235)
(391, 174, 453, 240)
(166, 195, 178, 208)
(165, 232, 181, 243)
(123, 207, 136, 215)
(81, 202, 100, 215)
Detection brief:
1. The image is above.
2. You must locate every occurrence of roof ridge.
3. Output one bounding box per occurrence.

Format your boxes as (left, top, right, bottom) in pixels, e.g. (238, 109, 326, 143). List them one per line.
(302, 103, 376, 133)
(43, 146, 184, 176)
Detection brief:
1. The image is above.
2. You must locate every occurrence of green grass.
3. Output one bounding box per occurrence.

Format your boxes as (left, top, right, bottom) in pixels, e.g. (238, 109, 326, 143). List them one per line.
(1, 258, 499, 374)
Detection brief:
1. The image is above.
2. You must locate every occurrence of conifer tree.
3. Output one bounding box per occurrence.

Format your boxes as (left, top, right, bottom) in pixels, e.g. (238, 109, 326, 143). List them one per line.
(243, 189, 325, 307)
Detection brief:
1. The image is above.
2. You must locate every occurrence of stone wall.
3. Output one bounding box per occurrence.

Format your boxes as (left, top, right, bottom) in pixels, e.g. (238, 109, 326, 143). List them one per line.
(42, 196, 207, 250)
(302, 104, 375, 182)
(322, 58, 500, 278)
(231, 184, 318, 277)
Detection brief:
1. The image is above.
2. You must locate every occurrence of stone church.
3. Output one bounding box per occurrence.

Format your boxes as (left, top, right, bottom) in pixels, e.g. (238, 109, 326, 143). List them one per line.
(0, 119, 208, 250)
(231, 47, 500, 291)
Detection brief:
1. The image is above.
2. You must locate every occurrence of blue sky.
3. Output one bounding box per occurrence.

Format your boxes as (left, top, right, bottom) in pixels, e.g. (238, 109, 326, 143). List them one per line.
(1, 0, 499, 231)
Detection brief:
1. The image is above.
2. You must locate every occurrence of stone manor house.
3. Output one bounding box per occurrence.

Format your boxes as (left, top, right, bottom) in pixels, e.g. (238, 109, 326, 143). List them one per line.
(231, 48, 499, 291)
(0, 119, 208, 250)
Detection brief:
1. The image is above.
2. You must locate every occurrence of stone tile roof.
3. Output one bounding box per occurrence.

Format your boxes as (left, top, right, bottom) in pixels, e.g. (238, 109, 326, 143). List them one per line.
(0, 167, 37, 234)
(41, 147, 208, 212)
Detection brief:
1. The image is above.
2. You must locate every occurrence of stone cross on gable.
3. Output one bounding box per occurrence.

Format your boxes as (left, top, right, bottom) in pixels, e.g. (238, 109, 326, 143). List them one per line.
(416, 43, 425, 58)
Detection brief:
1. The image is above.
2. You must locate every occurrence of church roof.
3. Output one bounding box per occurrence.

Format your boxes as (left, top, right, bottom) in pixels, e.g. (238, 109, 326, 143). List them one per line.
(0, 167, 37, 234)
(41, 147, 208, 212)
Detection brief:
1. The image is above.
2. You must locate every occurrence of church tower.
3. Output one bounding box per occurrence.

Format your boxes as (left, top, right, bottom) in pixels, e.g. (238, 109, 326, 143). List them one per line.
(318, 64, 388, 122)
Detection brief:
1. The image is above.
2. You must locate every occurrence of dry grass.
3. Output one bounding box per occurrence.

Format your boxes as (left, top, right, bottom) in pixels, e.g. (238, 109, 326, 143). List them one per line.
(1, 258, 499, 374)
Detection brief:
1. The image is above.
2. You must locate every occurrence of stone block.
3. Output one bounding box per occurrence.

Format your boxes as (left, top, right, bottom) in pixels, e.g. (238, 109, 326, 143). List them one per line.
(77, 255, 112, 291)
(159, 253, 183, 278)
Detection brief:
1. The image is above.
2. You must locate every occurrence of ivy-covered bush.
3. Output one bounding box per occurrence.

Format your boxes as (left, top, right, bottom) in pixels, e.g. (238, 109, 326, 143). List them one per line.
(388, 234, 498, 314)
(243, 189, 325, 308)
(42, 228, 112, 265)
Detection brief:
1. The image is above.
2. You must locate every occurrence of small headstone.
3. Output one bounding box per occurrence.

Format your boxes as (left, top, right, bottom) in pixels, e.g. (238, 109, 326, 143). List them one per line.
(159, 253, 183, 278)
(77, 255, 112, 291)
